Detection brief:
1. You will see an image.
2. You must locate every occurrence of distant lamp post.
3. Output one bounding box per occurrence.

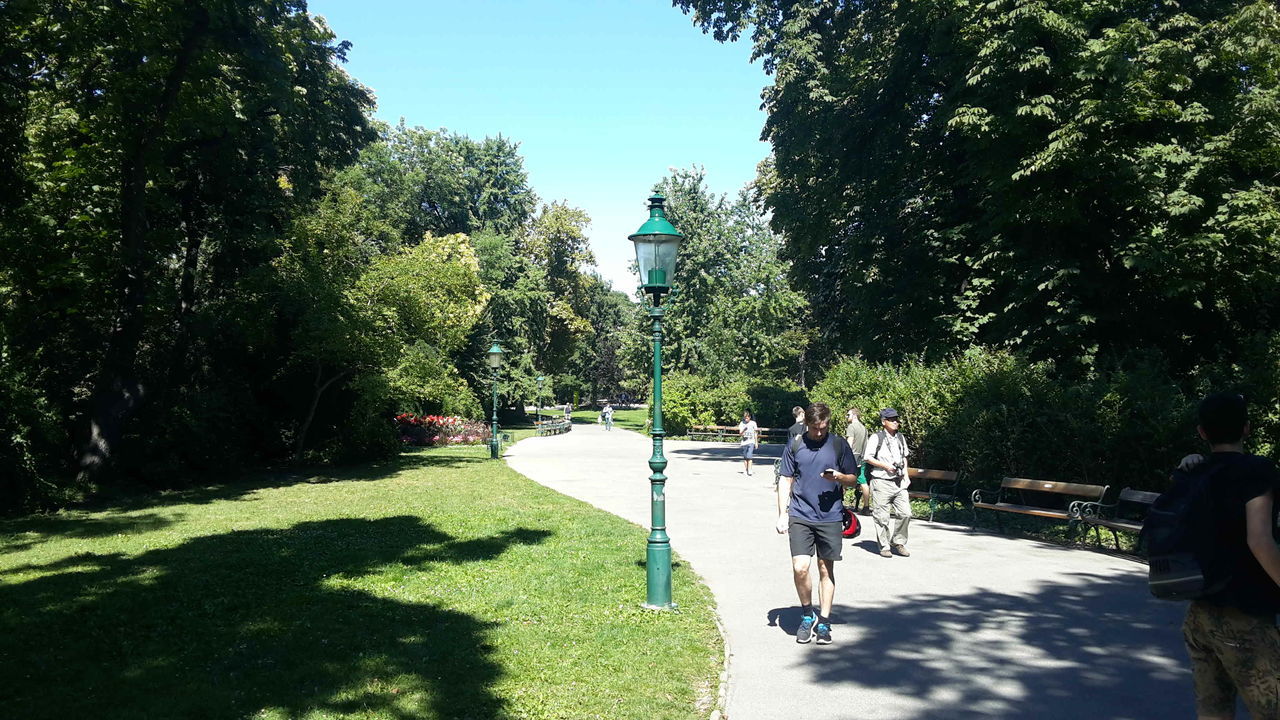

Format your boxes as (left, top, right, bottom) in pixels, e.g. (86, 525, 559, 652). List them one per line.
(486, 342, 505, 459)
(629, 192, 683, 610)
(536, 375, 545, 423)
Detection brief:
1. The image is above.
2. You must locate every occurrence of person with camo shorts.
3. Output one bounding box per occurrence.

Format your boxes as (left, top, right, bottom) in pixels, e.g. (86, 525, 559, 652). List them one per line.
(1179, 392, 1280, 720)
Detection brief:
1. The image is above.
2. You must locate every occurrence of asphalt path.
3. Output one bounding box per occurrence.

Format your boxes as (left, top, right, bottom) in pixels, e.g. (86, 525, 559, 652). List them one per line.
(505, 423, 1193, 720)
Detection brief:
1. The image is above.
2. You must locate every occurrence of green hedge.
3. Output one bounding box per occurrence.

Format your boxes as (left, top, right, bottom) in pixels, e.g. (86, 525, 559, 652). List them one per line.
(661, 373, 807, 435)
(810, 346, 1279, 493)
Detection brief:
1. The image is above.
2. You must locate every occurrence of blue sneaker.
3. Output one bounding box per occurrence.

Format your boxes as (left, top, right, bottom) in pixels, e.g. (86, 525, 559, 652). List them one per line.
(796, 612, 816, 643)
(815, 621, 832, 645)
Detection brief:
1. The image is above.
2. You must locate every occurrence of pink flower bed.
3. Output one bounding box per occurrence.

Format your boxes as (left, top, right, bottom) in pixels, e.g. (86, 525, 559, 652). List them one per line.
(394, 413, 491, 447)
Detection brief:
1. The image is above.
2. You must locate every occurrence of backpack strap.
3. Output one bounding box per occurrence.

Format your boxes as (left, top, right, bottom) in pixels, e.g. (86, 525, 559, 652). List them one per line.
(871, 429, 888, 460)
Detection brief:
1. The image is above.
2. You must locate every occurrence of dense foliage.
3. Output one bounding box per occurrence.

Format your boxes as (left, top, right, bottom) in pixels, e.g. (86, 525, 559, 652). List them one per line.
(677, 0, 1280, 370)
(655, 167, 811, 382)
(0, 3, 635, 510)
(661, 372, 807, 435)
(811, 347, 1279, 492)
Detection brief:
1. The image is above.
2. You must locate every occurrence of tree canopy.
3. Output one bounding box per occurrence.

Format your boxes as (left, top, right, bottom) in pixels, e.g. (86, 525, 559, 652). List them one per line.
(677, 0, 1280, 370)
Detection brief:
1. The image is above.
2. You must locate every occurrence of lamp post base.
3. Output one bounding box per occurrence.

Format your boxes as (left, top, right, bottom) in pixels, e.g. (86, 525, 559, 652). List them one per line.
(640, 602, 678, 611)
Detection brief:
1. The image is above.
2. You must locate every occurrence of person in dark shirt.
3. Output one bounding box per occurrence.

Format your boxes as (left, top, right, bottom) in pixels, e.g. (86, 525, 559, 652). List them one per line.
(1180, 392, 1280, 720)
(786, 406, 805, 443)
(776, 403, 859, 645)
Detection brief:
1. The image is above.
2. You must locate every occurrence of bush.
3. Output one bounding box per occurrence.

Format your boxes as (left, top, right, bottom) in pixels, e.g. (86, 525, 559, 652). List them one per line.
(662, 373, 806, 435)
(810, 348, 1277, 493)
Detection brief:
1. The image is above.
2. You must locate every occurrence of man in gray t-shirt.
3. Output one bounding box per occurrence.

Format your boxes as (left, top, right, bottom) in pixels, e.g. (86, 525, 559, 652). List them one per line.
(776, 403, 858, 645)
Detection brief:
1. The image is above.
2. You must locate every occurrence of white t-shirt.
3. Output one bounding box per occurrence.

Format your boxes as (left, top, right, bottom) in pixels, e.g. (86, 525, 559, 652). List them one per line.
(738, 420, 758, 446)
(865, 430, 910, 486)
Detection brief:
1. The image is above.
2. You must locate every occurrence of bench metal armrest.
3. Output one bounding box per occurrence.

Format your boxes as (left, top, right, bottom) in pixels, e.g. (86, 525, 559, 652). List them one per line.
(1070, 499, 1116, 520)
(971, 487, 998, 505)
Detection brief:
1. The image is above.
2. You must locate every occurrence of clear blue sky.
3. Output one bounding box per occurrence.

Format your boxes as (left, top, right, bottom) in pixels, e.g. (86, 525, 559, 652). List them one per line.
(306, 0, 770, 294)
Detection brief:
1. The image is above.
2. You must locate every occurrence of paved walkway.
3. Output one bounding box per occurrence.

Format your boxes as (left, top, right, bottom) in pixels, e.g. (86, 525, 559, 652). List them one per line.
(506, 424, 1192, 720)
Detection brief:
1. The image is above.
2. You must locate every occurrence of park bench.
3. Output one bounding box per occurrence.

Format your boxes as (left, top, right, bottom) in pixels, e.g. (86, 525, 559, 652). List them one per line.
(533, 418, 572, 436)
(906, 467, 962, 522)
(971, 477, 1108, 537)
(689, 424, 788, 443)
(1071, 488, 1159, 552)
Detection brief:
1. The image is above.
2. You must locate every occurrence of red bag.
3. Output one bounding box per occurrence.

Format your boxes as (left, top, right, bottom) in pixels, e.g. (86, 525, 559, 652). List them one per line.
(841, 508, 861, 539)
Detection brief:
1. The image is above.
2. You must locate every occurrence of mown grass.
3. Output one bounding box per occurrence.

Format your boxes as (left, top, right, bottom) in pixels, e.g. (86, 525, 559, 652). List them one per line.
(0, 445, 722, 720)
(571, 408, 650, 434)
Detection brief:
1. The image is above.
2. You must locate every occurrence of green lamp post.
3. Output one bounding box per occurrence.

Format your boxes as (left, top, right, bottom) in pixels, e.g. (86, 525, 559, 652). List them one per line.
(486, 342, 505, 459)
(629, 192, 684, 610)
(536, 375, 545, 423)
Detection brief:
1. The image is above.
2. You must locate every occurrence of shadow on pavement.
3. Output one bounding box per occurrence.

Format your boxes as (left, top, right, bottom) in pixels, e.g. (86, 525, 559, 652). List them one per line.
(764, 571, 1189, 719)
(0, 516, 551, 719)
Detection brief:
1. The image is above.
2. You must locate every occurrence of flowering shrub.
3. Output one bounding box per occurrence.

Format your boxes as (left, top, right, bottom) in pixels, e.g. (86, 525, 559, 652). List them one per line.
(394, 413, 490, 447)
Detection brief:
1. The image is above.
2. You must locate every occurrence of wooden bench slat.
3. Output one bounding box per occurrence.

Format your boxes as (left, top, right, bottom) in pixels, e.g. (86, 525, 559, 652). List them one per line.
(1084, 518, 1143, 532)
(907, 468, 957, 482)
(972, 502, 1073, 520)
(1001, 477, 1106, 497)
(1118, 489, 1160, 504)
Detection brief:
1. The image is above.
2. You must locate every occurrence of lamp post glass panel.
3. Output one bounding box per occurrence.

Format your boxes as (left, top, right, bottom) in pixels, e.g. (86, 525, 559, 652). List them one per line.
(486, 343, 505, 459)
(628, 193, 683, 610)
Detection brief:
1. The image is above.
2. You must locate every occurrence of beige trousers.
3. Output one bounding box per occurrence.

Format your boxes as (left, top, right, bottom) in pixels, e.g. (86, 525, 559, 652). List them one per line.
(870, 477, 911, 549)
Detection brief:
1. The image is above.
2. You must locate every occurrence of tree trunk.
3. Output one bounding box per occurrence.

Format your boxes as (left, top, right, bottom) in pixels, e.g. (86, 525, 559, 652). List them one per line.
(76, 7, 210, 485)
(294, 365, 353, 460)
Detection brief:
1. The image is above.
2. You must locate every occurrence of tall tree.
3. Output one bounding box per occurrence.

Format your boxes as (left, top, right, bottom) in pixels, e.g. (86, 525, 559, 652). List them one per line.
(1, 0, 375, 488)
(656, 167, 809, 381)
(676, 0, 1280, 369)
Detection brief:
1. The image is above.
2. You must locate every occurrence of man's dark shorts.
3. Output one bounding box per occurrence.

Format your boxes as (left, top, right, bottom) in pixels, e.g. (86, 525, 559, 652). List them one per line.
(788, 517, 843, 560)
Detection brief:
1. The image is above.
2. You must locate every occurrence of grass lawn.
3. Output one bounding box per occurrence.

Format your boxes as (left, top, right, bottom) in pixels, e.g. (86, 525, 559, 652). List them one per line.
(0, 445, 723, 720)
(571, 408, 649, 434)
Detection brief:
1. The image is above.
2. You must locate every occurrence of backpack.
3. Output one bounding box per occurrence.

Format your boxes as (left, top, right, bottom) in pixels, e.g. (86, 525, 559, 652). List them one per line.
(1142, 461, 1231, 601)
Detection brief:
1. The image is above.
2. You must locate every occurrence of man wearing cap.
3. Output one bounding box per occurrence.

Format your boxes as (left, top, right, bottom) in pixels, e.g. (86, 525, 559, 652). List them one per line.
(864, 408, 913, 558)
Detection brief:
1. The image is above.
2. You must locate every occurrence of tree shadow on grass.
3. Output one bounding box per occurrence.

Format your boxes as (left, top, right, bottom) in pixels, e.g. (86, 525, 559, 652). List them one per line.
(1, 449, 492, 551)
(765, 571, 1190, 719)
(0, 516, 551, 720)
(0, 511, 183, 553)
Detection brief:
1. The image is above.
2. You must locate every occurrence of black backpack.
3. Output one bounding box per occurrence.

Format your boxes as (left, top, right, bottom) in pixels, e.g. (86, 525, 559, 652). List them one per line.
(1142, 461, 1231, 601)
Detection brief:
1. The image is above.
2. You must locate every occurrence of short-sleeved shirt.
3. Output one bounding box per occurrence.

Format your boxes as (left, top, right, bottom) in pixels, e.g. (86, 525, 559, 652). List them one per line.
(845, 419, 869, 458)
(738, 420, 758, 446)
(1203, 452, 1280, 615)
(788, 421, 805, 443)
(779, 432, 858, 523)
(865, 430, 910, 481)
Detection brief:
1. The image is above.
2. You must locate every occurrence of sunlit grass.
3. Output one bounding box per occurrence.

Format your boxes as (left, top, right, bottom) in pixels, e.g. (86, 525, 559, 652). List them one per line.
(0, 445, 722, 720)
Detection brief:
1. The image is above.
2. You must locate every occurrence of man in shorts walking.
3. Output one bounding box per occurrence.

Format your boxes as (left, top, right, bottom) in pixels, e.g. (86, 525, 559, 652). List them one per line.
(776, 402, 859, 644)
(738, 410, 759, 476)
(1179, 392, 1280, 719)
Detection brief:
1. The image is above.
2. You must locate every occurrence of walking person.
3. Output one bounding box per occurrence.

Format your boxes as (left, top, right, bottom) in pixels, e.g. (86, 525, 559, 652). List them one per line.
(738, 410, 759, 476)
(845, 408, 871, 514)
(1177, 392, 1280, 720)
(864, 408, 913, 558)
(602, 402, 614, 431)
(787, 406, 806, 443)
(775, 403, 859, 644)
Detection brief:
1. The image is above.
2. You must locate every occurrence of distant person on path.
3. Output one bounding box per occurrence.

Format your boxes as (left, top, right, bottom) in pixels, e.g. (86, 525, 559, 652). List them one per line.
(864, 408, 912, 558)
(776, 402, 859, 645)
(738, 410, 759, 476)
(602, 403, 614, 431)
(787, 406, 806, 444)
(845, 408, 870, 515)
(1178, 392, 1280, 720)
(564, 403, 572, 422)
